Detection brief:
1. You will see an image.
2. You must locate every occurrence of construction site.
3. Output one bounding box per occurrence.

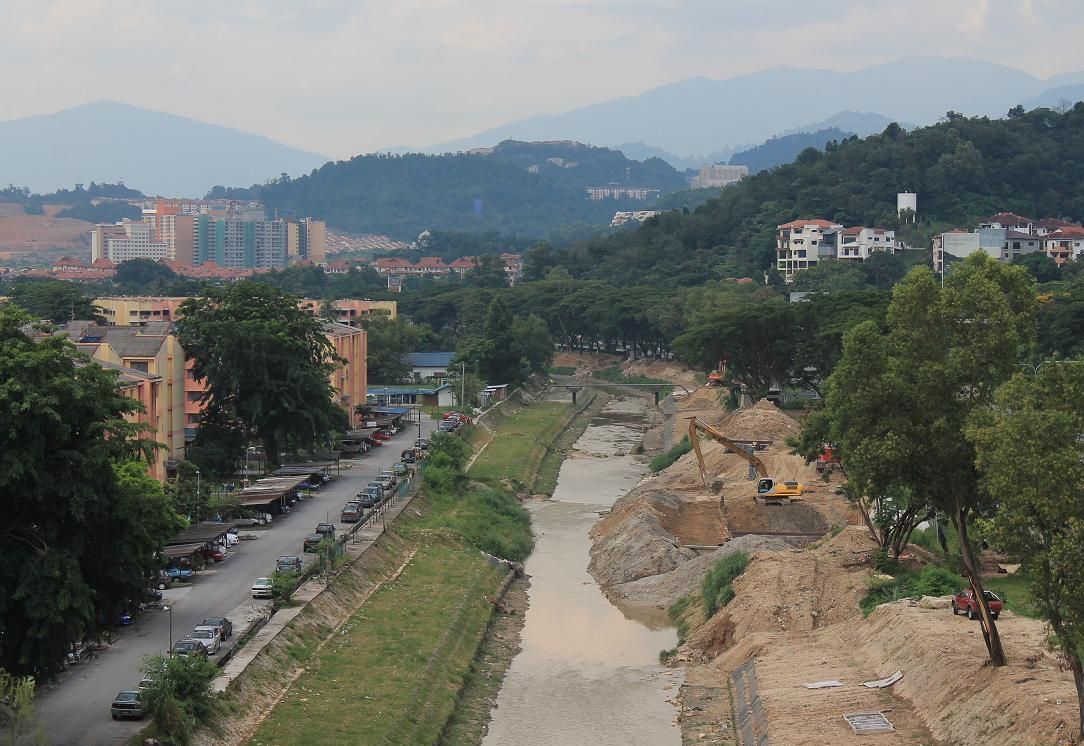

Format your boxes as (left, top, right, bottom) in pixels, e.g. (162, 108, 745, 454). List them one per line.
(579, 363, 1081, 746)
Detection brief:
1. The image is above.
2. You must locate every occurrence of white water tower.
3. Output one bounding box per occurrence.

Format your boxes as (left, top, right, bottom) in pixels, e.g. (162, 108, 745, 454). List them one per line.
(897, 192, 917, 222)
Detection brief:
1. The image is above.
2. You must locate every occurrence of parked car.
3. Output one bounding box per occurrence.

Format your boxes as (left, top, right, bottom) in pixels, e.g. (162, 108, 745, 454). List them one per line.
(371, 431, 391, 442)
(154, 570, 173, 590)
(380, 470, 398, 488)
(303, 533, 325, 553)
(297, 480, 321, 490)
(200, 546, 226, 562)
(442, 410, 463, 421)
(277, 555, 303, 573)
(391, 462, 410, 478)
(341, 502, 362, 522)
(315, 522, 336, 539)
(357, 490, 380, 509)
(437, 421, 455, 433)
(164, 567, 194, 581)
(952, 588, 1003, 620)
(251, 577, 275, 598)
(143, 587, 164, 602)
(171, 639, 209, 658)
(201, 616, 233, 641)
(375, 474, 394, 492)
(415, 438, 430, 451)
(186, 626, 220, 655)
(225, 531, 240, 547)
(110, 691, 145, 720)
(400, 449, 417, 464)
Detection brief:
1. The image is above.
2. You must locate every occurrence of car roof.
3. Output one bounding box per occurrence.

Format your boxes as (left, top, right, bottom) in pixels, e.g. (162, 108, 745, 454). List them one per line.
(255, 577, 271, 583)
(278, 555, 299, 561)
(192, 625, 216, 632)
(115, 691, 140, 700)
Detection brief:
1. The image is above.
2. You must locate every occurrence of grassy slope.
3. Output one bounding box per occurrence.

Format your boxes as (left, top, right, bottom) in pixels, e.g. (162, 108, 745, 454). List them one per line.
(467, 401, 572, 487)
(249, 539, 506, 746)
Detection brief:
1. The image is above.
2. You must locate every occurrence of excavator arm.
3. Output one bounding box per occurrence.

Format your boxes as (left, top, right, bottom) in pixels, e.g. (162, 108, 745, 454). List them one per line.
(687, 416, 769, 489)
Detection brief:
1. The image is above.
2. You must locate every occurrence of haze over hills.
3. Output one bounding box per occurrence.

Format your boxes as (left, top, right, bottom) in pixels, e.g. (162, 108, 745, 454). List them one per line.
(429, 56, 1084, 164)
(0, 101, 328, 196)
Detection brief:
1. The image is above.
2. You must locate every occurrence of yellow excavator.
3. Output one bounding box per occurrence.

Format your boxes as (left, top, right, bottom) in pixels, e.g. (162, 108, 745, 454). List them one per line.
(687, 417, 804, 505)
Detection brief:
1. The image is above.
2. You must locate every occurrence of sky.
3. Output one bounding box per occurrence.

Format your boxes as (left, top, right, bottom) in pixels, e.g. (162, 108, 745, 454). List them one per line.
(3, 0, 1084, 158)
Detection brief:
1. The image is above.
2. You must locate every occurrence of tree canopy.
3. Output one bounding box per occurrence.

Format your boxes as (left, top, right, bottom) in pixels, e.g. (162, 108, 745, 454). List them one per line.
(0, 305, 180, 677)
(174, 282, 348, 465)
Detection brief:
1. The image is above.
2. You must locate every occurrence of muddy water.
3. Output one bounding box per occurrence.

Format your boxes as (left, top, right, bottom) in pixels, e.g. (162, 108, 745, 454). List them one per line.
(482, 397, 683, 746)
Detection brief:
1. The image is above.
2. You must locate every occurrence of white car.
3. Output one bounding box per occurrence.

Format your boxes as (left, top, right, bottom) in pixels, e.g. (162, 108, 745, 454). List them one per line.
(225, 531, 239, 547)
(186, 626, 220, 655)
(251, 577, 274, 599)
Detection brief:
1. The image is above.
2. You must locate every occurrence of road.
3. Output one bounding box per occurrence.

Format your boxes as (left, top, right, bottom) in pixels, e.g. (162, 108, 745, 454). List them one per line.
(38, 419, 437, 746)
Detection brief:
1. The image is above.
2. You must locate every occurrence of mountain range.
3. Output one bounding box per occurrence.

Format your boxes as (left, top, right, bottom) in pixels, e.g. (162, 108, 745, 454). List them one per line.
(428, 56, 1084, 163)
(0, 101, 327, 197)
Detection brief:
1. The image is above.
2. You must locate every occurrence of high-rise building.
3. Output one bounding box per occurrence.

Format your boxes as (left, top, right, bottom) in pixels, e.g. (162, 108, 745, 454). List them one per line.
(195, 215, 287, 269)
(286, 217, 327, 264)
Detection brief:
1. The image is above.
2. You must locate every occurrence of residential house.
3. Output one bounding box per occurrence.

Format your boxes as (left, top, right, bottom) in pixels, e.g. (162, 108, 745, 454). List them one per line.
(775, 219, 844, 279)
(835, 227, 896, 262)
(404, 352, 456, 382)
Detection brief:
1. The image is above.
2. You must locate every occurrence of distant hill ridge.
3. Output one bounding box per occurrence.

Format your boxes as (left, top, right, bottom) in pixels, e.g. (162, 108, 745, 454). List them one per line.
(0, 100, 328, 196)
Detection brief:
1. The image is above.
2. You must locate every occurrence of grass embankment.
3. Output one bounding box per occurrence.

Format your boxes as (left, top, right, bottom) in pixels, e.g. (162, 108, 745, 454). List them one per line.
(649, 435, 691, 473)
(467, 400, 578, 491)
(249, 538, 507, 746)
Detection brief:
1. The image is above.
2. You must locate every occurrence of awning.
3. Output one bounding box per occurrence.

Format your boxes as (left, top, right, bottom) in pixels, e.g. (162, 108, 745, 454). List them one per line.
(372, 406, 411, 416)
(235, 476, 308, 506)
(164, 542, 206, 559)
(166, 521, 240, 546)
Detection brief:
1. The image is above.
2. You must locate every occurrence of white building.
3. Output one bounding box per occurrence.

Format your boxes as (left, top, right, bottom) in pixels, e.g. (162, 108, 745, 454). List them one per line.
(585, 186, 660, 200)
(835, 227, 896, 262)
(776, 219, 843, 279)
(692, 164, 748, 189)
(90, 220, 170, 263)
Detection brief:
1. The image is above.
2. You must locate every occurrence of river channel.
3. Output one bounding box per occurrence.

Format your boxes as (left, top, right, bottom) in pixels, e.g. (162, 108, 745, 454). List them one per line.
(482, 396, 683, 746)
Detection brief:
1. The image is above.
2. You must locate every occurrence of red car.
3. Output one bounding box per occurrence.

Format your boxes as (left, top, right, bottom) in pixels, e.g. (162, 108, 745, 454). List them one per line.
(951, 588, 1003, 620)
(371, 431, 391, 442)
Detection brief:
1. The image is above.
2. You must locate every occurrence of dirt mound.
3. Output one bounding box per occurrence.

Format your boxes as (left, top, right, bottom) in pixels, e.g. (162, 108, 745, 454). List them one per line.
(610, 534, 792, 607)
(589, 489, 698, 586)
(551, 351, 619, 377)
(621, 358, 700, 387)
(715, 398, 801, 442)
(680, 526, 876, 660)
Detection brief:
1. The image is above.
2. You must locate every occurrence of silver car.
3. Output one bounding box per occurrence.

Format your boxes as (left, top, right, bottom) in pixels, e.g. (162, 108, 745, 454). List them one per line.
(251, 576, 274, 599)
(187, 626, 220, 654)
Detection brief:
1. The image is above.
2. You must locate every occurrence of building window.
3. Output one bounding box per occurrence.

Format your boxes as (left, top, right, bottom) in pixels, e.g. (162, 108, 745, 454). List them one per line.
(127, 361, 150, 373)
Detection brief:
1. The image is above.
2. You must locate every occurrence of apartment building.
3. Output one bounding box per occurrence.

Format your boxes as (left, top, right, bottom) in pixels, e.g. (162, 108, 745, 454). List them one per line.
(287, 217, 327, 264)
(935, 213, 1084, 271)
(90, 220, 171, 263)
(195, 214, 287, 269)
(776, 219, 843, 278)
(585, 186, 661, 200)
(64, 321, 187, 480)
(611, 210, 662, 227)
(836, 227, 896, 262)
(323, 322, 367, 418)
(691, 164, 749, 189)
(96, 296, 187, 326)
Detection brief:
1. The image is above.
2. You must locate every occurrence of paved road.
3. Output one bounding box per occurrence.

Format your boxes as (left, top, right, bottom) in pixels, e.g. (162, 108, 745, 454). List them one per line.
(38, 420, 437, 746)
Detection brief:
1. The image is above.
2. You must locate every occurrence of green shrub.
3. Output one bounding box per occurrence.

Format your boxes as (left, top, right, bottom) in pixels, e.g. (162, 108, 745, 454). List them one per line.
(702, 551, 748, 617)
(650, 436, 692, 473)
(859, 564, 963, 615)
(140, 654, 219, 744)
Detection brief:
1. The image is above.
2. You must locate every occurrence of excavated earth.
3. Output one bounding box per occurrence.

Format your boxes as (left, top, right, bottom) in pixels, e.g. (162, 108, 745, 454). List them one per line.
(589, 390, 1081, 746)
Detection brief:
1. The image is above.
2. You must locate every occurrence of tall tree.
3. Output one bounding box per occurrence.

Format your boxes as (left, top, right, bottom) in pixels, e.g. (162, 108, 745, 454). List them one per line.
(7, 279, 102, 324)
(479, 296, 523, 383)
(968, 363, 1084, 739)
(362, 315, 420, 383)
(823, 254, 1036, 666)
(174, 282, 348, 465)
(0, 306, 177, 677)
(512, 313, 554, 373)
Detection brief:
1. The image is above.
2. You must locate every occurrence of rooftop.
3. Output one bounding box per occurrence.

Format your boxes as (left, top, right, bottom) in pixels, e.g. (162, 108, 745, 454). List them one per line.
(403, 351, 455, 368)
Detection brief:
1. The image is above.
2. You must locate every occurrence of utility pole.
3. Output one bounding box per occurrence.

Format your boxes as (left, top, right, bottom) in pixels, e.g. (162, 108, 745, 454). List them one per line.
(461, 361, 466, 407)
(195, 470, 201, 522)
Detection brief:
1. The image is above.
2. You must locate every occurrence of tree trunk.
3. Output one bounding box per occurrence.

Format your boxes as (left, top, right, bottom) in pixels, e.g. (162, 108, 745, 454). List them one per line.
(1071, 653, 1084, 744)
(953, 509, 1007, 667)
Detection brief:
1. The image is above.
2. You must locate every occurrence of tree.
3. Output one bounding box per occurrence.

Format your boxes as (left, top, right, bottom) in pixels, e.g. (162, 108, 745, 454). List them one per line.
(174, 282, 348, 465)
(478, 296, 522, 383)
(1012, 252, 1061, 283)
(140, 654, 219, 745)
(464, 254, 508, 288)
(672, 298, 795, 398)
(0, 306, 176, 677)
(968, 363, 1084, 739)
(7, 279, 102, 323)
(114, 258, 180, 291)
(512, 313, 554, 374)
(362, 315, 420, 383)
(791, 261, 869, 293)
(823, 254, 1036, 667)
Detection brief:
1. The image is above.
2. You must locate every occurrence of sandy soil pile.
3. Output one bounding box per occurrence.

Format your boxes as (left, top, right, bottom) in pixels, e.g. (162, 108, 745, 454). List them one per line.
(678, 527, 875, 661)
(714, 398, 802, 441)
(609, 534, 791, 608)
(551, 351, 619, 376)
(621, 358, 701, 387)
(589, 489, 699, 587)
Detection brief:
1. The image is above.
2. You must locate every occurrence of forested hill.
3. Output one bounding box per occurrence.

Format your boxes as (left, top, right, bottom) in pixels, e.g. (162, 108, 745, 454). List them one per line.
(209, 141, 687, 239)
(550, 105, 1084, 286)
(728, 128, 852, 173)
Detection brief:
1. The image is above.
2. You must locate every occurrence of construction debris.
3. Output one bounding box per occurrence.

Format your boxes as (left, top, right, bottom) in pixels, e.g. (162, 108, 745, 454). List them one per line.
(842, 711, 895, 734)
(862, 670, 903, 689)
(803, 680, 844, 689)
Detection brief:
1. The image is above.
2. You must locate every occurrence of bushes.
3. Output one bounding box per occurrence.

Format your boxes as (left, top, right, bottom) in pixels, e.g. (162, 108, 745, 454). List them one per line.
(139, 654, 219, 745)
(702, 551, 748, 617)
(650, 436, 692, 473)
(860, 564, 962, 615)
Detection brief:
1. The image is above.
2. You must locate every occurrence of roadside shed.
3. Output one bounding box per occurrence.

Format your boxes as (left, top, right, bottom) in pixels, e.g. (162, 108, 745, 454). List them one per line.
(236, 476, 308, 513)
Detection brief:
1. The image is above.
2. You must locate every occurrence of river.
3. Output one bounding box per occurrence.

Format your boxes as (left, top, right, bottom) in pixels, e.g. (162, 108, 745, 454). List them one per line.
(482, 396, 683, 746)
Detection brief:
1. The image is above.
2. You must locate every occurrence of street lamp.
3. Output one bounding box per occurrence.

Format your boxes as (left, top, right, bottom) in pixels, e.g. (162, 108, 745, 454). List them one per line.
(195, 470, 201, 522)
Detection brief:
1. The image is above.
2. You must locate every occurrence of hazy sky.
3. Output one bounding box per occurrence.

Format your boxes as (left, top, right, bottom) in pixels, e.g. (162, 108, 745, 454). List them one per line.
(2, 0, 1084, 157)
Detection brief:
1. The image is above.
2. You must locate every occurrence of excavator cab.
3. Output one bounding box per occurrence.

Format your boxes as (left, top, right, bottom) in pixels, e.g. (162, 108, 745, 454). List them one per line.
(757, 478, 774, 494)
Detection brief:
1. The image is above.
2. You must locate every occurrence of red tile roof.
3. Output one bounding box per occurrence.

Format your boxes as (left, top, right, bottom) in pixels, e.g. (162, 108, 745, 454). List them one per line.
(415, 256, 448, 268)
(777, 219, 838, 230)
(984, 212, 1033, 225)
(373, 257, 412, 269)
(449, 257, 476, 269)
